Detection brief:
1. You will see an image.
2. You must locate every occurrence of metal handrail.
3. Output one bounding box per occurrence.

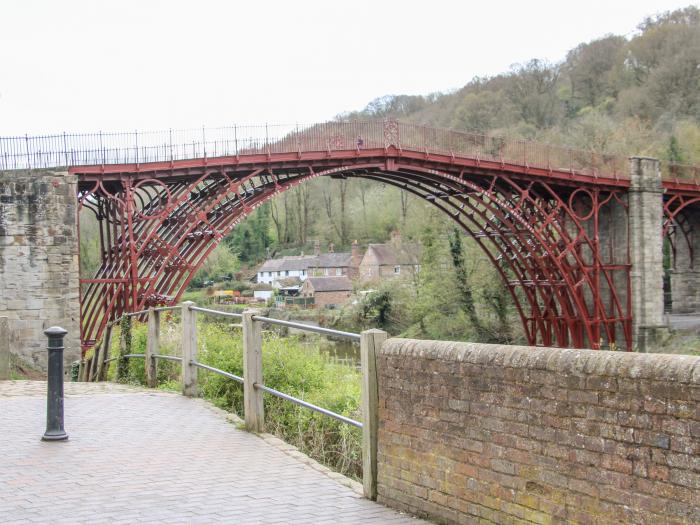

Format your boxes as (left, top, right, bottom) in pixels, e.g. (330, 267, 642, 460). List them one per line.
(189, 306, 243, 319)
(251, 315, 361, 341)
(154, 306, 182, 313)
(103, 353, 146, 363)
(106, 305, 180, 329)
(190, 360, 244, 383)
(5, 120, 698, 183)
(125, 310, 150, 318)
(152, 355, 183, 363)
(253, 382, 362, 428)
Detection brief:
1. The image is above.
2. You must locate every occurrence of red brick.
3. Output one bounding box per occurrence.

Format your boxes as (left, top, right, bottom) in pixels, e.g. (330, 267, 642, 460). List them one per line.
(377, 339, 700, 525)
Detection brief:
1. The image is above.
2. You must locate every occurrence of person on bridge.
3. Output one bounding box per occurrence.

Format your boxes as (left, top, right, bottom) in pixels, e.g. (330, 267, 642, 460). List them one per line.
(356, 136, 364, 149)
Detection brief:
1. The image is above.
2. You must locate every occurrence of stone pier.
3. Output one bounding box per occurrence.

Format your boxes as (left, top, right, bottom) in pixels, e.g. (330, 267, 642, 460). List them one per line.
(0, 170, 80, 369)
(628, 157, 666, 351)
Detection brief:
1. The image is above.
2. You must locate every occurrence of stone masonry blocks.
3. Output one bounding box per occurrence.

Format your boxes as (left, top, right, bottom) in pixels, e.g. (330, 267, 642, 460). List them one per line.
(629, 157, 666, 351)
(0, 170, 80, 369)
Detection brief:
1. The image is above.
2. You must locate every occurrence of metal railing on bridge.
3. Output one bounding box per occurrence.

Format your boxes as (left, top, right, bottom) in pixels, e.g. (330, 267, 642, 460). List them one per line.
(88, 301, 385, 500)
(2, 120, 698, 184)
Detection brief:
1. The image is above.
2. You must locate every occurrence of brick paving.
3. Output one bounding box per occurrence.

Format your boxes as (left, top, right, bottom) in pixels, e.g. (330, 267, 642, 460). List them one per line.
(0, 381, 425, 524)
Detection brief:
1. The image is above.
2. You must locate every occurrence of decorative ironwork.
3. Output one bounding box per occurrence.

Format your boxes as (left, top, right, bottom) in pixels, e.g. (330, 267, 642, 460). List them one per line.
(383, 120, 400, 147)
(51, 121, 699, 353)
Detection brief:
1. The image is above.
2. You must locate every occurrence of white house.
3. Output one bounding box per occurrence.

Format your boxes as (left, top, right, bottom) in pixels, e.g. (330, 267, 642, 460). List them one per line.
(256, 256, 316, 285)
(256, 241, 363, 287)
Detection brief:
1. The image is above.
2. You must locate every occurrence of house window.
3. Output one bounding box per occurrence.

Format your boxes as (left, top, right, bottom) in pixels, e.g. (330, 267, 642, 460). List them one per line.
(285, 270, 289, 276)
(394, 265, 401, 275)
(301, 270, 306, 276)
(336, 268, 342, 276)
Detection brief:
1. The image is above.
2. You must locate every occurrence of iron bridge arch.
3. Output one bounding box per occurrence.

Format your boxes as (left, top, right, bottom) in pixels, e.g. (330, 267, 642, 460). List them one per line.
(72, 123, 648, 353)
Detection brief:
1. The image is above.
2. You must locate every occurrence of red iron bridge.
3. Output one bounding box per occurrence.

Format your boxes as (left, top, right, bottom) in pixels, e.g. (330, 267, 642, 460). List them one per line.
(2, 120, 699, 352)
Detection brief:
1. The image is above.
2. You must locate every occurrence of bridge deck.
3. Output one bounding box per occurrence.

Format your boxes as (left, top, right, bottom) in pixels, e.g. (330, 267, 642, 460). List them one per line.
(0, 381, 423, 524)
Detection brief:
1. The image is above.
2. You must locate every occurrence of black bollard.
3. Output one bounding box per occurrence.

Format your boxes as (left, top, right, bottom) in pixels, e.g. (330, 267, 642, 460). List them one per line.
(42, 326, 68, 442)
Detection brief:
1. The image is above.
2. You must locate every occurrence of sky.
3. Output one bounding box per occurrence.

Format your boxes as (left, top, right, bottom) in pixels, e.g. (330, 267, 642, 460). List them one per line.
(0, 0, 695, 135)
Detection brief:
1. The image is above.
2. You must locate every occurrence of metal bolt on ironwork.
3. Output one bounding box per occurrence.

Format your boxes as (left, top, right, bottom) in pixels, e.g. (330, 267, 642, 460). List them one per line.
(42, 326, 69, 442)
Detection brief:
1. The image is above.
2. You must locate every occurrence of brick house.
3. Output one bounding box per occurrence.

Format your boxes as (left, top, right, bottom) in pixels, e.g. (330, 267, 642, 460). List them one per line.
(299, 276, 353, 308)
(309, 241, 363, 279)
(359, 231, 421, 280)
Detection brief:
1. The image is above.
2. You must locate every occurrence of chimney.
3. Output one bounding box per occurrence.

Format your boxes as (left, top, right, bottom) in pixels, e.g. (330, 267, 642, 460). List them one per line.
(314, 239, 321, 256)
(351, 240, 362, 276)
(390, 230, 402, 248)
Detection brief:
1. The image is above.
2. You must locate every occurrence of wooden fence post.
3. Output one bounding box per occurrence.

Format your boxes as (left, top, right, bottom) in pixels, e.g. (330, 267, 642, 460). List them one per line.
(81, 357, 92, 382)
(360, 328, 387, 501)
(242, 309, 264, 432)
(0, 317, 9, 380)
(89, 341, 100, 381)
(116, 316, 132, 382)
(145, 308, 160, 388)
(97, 325, 112, 381)
(181, 302, 198, 397)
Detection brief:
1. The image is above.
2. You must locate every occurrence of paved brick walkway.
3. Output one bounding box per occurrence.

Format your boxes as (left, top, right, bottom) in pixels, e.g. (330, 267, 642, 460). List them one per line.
(0, 381, 425, 524)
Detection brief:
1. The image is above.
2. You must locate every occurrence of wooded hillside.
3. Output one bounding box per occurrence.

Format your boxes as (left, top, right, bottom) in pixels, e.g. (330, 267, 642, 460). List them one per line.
(224, 6, 699, 262)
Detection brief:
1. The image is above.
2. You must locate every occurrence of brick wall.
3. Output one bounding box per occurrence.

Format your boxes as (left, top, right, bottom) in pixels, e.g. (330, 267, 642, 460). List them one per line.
(314, 290, 351, 308)
(0, 170, 80, 369)
(377, 338, 700, 524)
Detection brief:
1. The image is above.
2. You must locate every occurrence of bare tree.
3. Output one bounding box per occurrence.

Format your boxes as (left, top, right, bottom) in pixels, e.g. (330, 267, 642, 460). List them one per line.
(322, 180, 350, 246)
(293, 184, 312, 246)
(400, 191, 409, 226)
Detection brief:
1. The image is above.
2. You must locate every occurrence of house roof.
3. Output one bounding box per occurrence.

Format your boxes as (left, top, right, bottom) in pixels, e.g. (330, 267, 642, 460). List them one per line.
(258, 251, 356, 274)
(274, 277, 302, 288)
(306, 276, 353, 292)
(258, 256, 317, 273)
(313, 252, 352, 268)
(366, 243, 421, 266)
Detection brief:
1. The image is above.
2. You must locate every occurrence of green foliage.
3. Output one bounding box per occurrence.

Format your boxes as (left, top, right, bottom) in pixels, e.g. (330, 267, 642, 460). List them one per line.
(225, 202, 272, 264)
(667, 135, 685, 162)
(108, 319, 182, 386)
(190, 243, 240, 288)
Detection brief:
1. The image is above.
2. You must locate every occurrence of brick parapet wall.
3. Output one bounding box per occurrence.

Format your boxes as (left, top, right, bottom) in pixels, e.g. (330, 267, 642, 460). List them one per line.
(377, 338, 700, 524)
(0, 170, 80, 369)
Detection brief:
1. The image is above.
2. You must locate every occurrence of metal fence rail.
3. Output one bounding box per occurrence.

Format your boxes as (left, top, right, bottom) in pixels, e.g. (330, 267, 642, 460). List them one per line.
(191, 360, 244, 383)
(189, 306, 243, 319)
(3, 120, 698, 183)
(251, 315, 361, 341)
(253, 382, 362, 428)
(153, 355, 183, 363)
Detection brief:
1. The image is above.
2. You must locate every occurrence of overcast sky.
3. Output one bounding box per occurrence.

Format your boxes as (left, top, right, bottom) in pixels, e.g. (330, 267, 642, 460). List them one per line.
(0, 0, 695, 135)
